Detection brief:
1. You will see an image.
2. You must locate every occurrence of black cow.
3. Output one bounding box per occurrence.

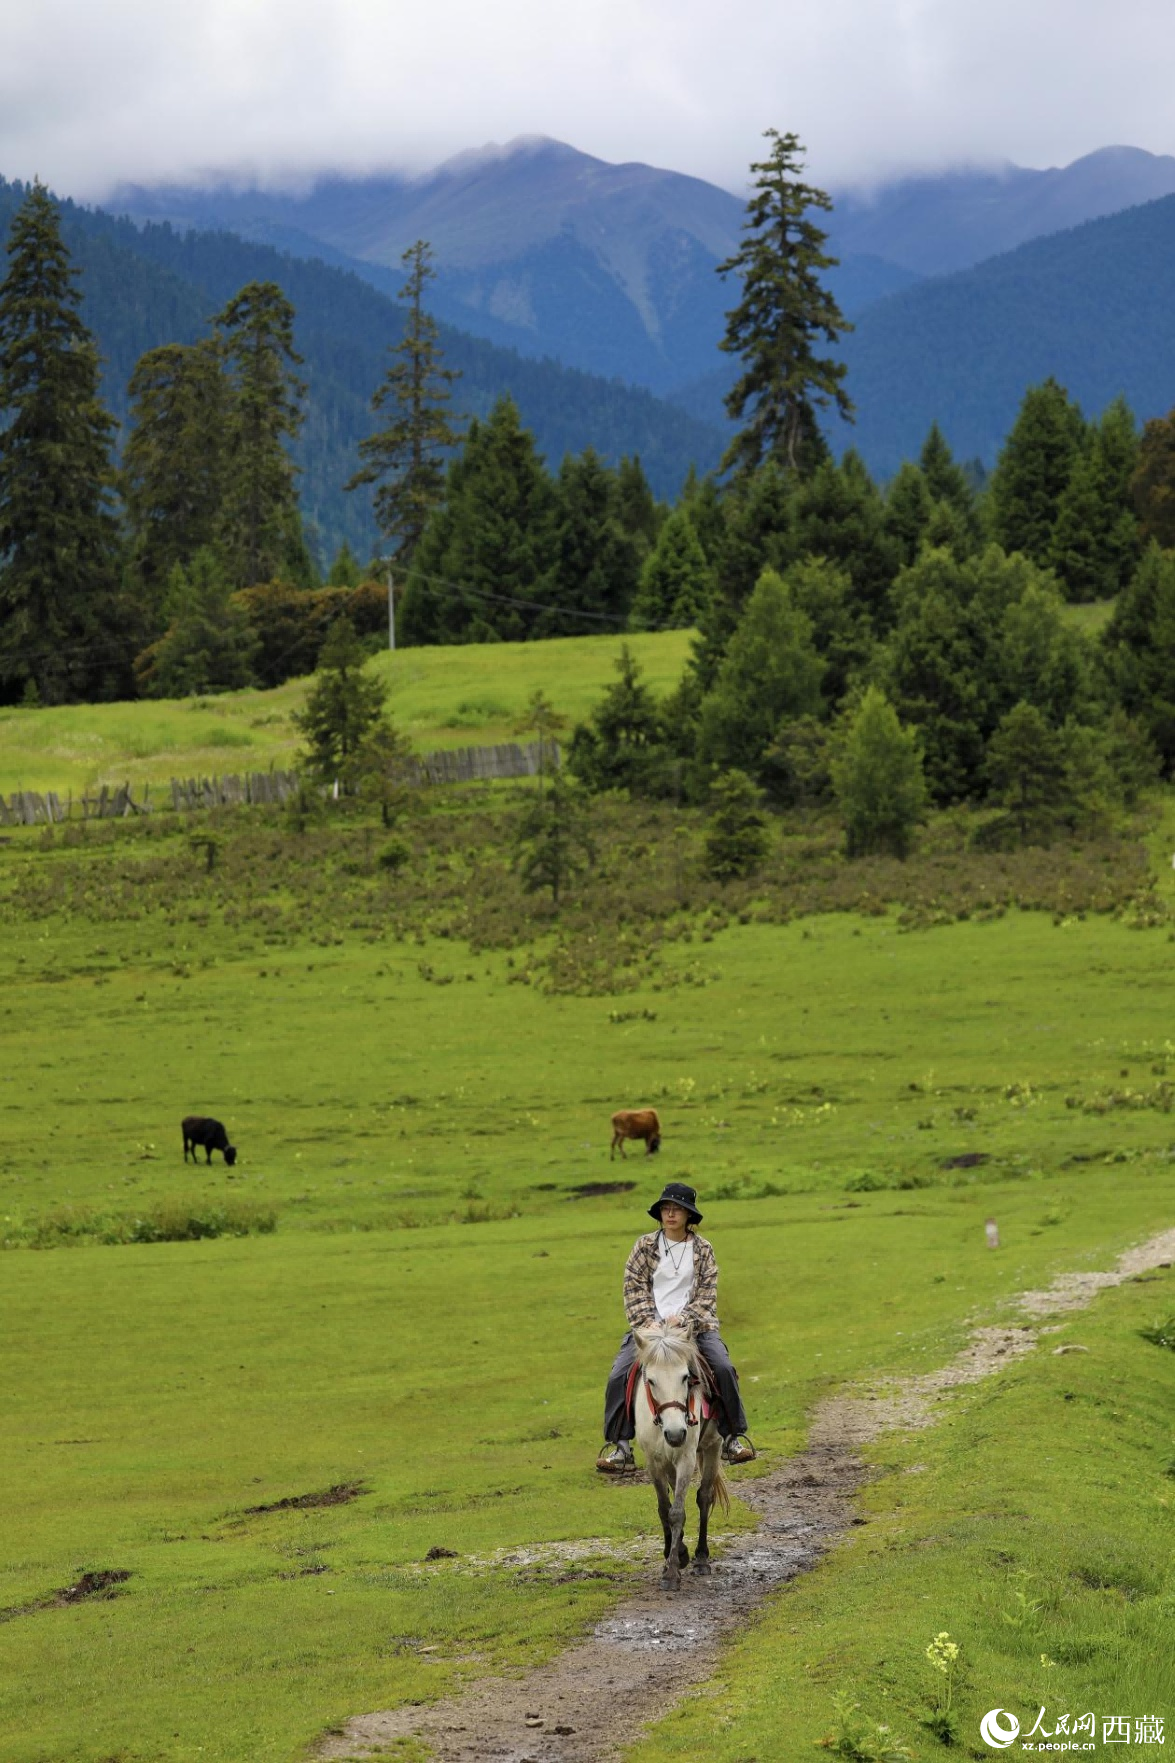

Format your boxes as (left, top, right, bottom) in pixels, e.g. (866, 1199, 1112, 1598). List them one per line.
(182, 1115, 237, 1166)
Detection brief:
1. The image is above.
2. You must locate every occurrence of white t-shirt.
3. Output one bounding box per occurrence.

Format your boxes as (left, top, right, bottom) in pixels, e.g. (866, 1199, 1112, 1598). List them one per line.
(652, 1230, 694, 1321)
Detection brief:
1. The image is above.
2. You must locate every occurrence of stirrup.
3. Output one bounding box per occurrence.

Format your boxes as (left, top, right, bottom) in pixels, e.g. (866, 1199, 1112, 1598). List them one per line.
(596, 1442, 635, 1475)
(721, 1433, 757, 1464)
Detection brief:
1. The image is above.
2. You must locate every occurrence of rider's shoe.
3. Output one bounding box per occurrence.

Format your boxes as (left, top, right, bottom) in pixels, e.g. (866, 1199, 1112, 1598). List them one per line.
(721, 1434, 757, 1464)
(595, 1440, 635, 1474)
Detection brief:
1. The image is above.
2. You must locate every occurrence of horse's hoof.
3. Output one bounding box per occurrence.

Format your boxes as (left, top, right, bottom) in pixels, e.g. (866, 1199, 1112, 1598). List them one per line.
(661, 1571, 680, 1592)
(693, 1559, 712, 1576)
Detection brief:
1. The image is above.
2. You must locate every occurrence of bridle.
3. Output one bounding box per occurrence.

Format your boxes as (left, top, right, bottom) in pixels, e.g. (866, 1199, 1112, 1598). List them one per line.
(643, 1368, 700, 1429)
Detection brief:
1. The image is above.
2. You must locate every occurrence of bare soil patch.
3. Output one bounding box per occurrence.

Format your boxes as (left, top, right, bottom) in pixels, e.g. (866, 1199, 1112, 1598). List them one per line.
(0, 1568, 132, 1625)
(315, 1228, 1175, 1763)
(244, 1481, 369, 1516)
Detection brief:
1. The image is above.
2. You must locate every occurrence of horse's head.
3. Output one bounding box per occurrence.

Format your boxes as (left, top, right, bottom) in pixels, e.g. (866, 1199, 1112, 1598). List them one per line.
(633, 1323, 696, 1449)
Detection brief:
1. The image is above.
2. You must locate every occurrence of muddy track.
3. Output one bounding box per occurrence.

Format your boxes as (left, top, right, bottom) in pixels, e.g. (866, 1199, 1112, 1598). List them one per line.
(316, 1228, 1175, 1763)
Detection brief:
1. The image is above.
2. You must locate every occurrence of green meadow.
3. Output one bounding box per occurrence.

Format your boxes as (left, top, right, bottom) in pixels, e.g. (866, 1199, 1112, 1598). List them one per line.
(0, 630, 692, 798)
(1, 650, 1173, 1760)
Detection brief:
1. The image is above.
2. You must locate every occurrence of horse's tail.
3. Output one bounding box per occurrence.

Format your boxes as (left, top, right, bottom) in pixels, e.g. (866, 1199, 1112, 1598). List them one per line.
(711, 1464, 731, 1515)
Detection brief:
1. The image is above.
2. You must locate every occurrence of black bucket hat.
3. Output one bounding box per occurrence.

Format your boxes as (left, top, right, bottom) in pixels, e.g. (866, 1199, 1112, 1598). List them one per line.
(648, 1181, 703, 1225)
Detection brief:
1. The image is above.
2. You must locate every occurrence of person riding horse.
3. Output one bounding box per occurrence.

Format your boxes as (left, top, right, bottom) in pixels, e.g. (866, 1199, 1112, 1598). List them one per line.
(596, 1180, 756, 1472)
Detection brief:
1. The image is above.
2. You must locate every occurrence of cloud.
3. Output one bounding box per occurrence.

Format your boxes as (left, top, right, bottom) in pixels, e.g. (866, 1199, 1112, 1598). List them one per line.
(2, 0, 1173, 199)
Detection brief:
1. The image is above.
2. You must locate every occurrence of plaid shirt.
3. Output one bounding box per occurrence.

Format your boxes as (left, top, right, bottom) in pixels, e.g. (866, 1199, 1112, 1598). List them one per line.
(623, 1230, 719, 1334)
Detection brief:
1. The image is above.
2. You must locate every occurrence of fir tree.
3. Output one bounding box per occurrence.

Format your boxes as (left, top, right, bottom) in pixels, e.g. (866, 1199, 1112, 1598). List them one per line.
(790, 450, 900, 626)
(346, 240, 461, 566)
(703, 770, 771, 880)
(135, 548, 257, 698)
(215, 281, 307, 589)
(614, 455, 661, 560)
(399, 396, 556, 644)
(919, 423, 982, 545)
(679, 467, 727, 572)
(566, 644, 669, 796)
(997, 577, 1095, 727)
(984, 702, 1068, 838)
(1050, 398, 1140, 602)
(698, 568, 825, 777)
(294, 616, 388, 788)
(547, 449, 638, 635)
(122, 339, 230, 623)
(0, 182, 123, 704)
(326, 541, 363, 587)
(883, 549, 992, 803)
(1103, 543, 1175, 769)
(691, 460, 793, 690)
(514, 768, 594, 905)
(1132, 406, 1175, 548)
(718, 129, 853, 480)
(629, 507, 712, 630)
(832, 686, 927, 858)
(780, 554, 874, 708)
(884, 461, 935, 569)
(988, 378, 1086, 566)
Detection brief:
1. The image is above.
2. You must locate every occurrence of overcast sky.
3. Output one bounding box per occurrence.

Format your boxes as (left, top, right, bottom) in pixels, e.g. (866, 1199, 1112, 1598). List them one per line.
(4, 0, 1174, 200)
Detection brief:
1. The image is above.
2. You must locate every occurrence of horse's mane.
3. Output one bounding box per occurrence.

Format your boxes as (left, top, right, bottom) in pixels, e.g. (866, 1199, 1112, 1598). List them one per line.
(635, 1323, 696, 1370)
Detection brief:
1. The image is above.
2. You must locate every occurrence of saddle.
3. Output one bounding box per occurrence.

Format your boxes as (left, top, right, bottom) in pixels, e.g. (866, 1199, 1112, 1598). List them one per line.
(625, 1352, 717, 1424)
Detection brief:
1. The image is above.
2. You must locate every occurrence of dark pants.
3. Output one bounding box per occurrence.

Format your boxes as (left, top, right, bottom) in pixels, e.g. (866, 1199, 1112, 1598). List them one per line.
(603, 1329, 749, 1443)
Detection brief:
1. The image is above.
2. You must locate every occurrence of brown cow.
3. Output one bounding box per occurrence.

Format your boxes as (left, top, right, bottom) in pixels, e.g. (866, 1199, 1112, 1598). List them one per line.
(610, 1108, 662, 1160)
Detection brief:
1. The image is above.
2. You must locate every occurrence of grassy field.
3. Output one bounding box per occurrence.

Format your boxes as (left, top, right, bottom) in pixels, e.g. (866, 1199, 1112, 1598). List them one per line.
(637, 1264, 1175, 1762)
(1, 755, 1172, 1758)
(0, 597, 1111, 802)
(0, 630, 692, 798)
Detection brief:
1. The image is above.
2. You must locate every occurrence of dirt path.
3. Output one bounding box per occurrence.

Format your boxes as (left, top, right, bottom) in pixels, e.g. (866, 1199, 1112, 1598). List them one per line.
(316, 1228, 1175, 1763)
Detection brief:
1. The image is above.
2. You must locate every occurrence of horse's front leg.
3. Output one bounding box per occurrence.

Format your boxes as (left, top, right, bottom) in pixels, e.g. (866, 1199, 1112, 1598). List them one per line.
(662, 1452, 693, 1591)
(654, 1469, 674, 1567)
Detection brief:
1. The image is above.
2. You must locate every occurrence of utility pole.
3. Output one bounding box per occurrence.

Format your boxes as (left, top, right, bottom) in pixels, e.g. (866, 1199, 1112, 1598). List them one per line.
(387, 566, 396, 651)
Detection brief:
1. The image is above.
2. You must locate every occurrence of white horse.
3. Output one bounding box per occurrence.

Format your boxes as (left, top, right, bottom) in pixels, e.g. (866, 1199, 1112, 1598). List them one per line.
(633, 1322, 729, 1591)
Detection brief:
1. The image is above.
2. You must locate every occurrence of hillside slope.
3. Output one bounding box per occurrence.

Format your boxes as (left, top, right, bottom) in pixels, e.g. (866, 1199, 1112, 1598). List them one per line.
(0, 178, 726, 561)
(838, 191, 1175, 471)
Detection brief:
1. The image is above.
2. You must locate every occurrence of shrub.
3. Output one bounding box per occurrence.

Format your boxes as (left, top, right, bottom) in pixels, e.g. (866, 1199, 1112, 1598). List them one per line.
(377, 837, 412, 873)
(8, 1199, 277, 1250)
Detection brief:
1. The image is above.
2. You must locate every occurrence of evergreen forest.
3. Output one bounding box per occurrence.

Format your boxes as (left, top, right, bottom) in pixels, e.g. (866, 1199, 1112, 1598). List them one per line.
(2, 160, 1175, 872)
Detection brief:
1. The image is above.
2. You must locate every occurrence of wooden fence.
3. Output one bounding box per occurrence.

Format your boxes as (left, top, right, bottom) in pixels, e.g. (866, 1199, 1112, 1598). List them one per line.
(0, 741, 559, 827)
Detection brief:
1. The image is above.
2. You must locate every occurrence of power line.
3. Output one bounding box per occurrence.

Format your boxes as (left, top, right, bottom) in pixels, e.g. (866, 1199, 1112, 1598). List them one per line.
(4, 560, 674, 679)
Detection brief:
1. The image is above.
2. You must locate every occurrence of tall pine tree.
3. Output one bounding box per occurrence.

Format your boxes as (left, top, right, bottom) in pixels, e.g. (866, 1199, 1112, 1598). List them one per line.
(717, 129, 853, 481)
(0, 182, 122, 704)
(346, 240, 462, 567)
(122, 339, 230, 626)
(215, 282, 307, 589)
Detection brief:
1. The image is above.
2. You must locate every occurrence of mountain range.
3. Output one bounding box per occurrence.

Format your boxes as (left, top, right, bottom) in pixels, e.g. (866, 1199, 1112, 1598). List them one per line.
(111, 137, 1175, 399)
(0, 176, 727, 563)
(6, 134, 1175, 568)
